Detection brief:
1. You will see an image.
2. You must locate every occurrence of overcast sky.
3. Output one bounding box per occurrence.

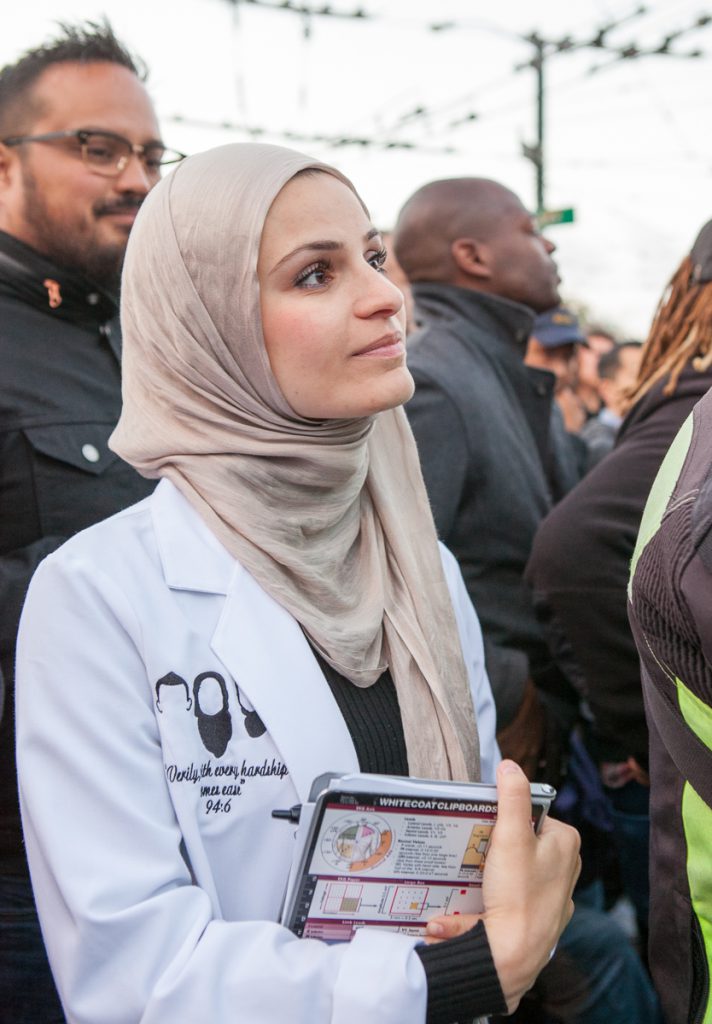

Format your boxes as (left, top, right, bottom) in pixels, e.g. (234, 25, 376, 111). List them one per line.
(2, 0, 711, 336)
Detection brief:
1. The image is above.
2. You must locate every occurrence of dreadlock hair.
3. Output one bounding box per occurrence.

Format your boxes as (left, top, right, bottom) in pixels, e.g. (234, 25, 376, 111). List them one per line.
(624, 254, 712, 411)
(0, 20, 146, 138)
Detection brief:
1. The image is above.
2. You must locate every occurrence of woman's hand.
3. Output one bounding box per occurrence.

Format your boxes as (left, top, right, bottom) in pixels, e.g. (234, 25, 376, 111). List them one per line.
(424, 759, 580, 1013)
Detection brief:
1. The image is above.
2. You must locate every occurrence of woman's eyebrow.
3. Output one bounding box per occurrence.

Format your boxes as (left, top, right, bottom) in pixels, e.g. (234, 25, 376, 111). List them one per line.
(271, 240, 342, 274)
(271, 228, 381, 275)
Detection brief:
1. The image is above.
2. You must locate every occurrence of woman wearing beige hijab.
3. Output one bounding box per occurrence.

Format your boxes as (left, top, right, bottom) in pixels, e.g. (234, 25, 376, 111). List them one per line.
(16, 143, 578, 1024)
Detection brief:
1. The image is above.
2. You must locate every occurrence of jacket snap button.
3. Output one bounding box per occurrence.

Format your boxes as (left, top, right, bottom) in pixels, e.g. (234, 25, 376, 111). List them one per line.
(82, 443, 100, 463)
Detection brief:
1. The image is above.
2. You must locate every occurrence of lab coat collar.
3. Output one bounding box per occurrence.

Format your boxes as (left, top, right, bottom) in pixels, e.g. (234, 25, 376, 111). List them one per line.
(152, 478, 234, 595)
(151, 478, 358, 802)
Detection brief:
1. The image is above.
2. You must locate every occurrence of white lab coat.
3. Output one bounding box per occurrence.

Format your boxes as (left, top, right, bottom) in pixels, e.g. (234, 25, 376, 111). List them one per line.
(16, 478, 499, 1024)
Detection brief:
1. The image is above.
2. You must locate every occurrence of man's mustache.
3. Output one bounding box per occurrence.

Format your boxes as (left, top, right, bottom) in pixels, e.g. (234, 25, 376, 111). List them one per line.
(94, 197, 144, 217)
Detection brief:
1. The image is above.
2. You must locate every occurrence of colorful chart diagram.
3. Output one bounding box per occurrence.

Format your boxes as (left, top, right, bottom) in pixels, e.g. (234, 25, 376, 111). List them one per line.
(321, 814, 393, 872)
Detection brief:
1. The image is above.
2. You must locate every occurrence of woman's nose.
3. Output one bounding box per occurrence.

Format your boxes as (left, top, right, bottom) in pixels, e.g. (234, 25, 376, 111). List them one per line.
(355, 266, 404, 319)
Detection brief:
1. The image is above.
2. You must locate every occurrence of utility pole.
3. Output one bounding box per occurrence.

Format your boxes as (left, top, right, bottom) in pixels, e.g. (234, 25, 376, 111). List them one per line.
(516, 8, 709, 216)
(535, 35, 545, 215)
(520, 33, 546, 215)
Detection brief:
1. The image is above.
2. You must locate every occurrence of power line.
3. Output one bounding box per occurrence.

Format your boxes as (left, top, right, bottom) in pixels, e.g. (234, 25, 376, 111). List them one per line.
(346, 5, 711, 206)
(166, 113, 457, 153)
(221, 0, 369, 19)
(212, 0, 711, 204)
(219, 0, 524, 37)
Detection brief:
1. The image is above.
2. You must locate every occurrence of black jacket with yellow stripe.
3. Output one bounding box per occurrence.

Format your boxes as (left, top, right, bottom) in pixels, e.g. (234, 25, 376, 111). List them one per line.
(629, 388, 712, 1024)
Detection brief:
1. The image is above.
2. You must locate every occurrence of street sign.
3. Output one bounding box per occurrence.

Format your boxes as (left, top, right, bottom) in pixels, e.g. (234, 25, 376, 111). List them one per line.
(537, 207, 575, 227)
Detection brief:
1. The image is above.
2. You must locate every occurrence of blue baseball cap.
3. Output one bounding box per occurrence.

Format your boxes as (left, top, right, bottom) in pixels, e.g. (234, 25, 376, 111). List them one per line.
(532, 306, 587, 348)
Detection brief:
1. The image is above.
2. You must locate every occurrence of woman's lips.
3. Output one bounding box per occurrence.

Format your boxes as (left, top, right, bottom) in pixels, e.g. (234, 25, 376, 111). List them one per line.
(355, 333, 405, 357)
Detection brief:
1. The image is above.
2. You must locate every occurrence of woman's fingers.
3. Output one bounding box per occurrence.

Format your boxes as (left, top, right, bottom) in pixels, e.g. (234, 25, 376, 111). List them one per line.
(489, 759, 540, 844)
(424, 913, 484, 943)
(481, 761, 581, 1011)
(422, 761, 581, 1012)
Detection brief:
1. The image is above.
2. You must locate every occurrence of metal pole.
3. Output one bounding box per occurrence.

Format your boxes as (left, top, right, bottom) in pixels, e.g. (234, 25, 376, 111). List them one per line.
(534, 34, 545, 214)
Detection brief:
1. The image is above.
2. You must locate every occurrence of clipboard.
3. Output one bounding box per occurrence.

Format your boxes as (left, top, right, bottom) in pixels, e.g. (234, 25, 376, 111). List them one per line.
(280, 771, 555, 943)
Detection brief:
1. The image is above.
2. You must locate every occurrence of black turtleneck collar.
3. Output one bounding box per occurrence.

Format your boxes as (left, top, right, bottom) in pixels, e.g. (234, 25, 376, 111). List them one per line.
(411, 282, 535, 359)
(0, 229, 117, 327)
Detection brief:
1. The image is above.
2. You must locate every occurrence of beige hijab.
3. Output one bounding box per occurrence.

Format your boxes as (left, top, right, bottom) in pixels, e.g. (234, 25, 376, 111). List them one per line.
(111, 143, 480, 782)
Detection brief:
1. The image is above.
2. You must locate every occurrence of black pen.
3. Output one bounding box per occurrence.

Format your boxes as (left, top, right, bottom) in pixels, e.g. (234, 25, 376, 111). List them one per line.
(272, 804, 302, 823)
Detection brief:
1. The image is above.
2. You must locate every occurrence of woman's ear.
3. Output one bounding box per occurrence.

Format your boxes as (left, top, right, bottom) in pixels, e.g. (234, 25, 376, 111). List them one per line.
(450, 237, 492, 282)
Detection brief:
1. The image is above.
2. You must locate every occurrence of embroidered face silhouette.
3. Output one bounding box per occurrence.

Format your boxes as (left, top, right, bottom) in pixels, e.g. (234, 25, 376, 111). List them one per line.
(234, 683, 266, 738)
(193, 671, 233, 757)
(155, 671, 192, 713)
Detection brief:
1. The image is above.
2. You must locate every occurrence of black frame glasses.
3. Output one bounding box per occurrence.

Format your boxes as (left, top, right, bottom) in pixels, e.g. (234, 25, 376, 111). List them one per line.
(1, 129, 186, 178)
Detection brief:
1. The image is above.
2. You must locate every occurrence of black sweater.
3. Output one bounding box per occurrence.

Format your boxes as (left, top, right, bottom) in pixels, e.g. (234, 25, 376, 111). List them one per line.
(317, 651, 507, 1022)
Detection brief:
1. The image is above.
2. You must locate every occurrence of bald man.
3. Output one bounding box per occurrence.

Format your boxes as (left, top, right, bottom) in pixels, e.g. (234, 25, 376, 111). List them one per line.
(395, 174, 663, 1024)
(394, 178, 583, 766)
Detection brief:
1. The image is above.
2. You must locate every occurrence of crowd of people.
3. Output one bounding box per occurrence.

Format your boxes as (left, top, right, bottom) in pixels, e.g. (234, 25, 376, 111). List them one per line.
(1, 19, 710, 1024)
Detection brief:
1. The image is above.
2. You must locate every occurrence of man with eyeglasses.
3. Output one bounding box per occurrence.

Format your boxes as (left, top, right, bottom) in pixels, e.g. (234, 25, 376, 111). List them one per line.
(0, 21, 184, 1022)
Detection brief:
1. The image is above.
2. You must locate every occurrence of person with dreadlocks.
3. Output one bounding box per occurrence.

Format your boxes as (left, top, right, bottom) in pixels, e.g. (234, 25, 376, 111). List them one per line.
(629, 224, 712, 407)
(525, 220, 712, 997)
(627, 223, 712, 1024)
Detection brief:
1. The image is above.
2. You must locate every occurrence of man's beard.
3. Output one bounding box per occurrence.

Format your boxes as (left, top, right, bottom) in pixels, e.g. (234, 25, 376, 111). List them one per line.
(20, 167, 142, 291)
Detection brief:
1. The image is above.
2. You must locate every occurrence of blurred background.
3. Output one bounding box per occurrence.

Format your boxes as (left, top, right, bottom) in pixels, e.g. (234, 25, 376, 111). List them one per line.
(3, 0, 710, 336)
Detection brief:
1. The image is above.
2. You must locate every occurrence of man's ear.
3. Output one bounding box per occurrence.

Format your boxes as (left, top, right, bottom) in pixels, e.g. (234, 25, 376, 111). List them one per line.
(450, 237, 492, 281)
(0, 143, 25, 229)
(0, 141, 22, 195)
(0, 143, 13, 188)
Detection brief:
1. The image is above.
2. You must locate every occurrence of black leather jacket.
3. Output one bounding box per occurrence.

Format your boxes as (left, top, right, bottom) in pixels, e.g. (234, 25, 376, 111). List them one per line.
(0, 230, 153, 871)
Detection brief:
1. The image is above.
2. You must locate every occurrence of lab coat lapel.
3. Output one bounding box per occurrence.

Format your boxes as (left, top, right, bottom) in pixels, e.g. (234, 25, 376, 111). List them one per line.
(153, 478, 359, 803)
(211, 568, 359, 804)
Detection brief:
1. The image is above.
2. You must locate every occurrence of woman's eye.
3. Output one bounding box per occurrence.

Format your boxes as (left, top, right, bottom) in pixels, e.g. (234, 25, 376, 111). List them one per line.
(294, 261, 332, 289)
(368, 247, 388, 273)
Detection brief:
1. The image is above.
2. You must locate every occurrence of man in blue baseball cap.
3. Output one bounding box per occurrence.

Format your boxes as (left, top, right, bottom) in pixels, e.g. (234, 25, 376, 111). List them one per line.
(526, 305, 589, 433)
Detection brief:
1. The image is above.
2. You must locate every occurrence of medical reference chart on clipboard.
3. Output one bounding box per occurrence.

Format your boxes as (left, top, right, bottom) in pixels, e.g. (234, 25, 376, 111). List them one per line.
(281, 772, 554, 943)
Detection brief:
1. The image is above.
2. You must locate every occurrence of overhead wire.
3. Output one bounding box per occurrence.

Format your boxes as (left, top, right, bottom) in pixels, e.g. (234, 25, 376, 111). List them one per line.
(198, 0, 710, 162)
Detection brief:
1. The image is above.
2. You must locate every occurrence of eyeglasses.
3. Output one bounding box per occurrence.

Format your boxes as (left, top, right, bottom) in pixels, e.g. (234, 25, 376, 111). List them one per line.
(1, 129, 186, 178)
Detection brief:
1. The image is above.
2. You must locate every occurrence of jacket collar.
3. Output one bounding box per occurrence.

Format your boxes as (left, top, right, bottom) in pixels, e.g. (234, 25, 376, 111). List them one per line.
(411, 282, 535, 360)
(152, 478, 234, 595)
(151, 479, 359, 801)
(410, 281, 561, 488)
(0, 229, 117, 326)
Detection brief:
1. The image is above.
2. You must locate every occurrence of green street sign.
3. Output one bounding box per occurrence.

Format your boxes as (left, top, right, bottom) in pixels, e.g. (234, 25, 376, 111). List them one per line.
(537, 207, 575, 227)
